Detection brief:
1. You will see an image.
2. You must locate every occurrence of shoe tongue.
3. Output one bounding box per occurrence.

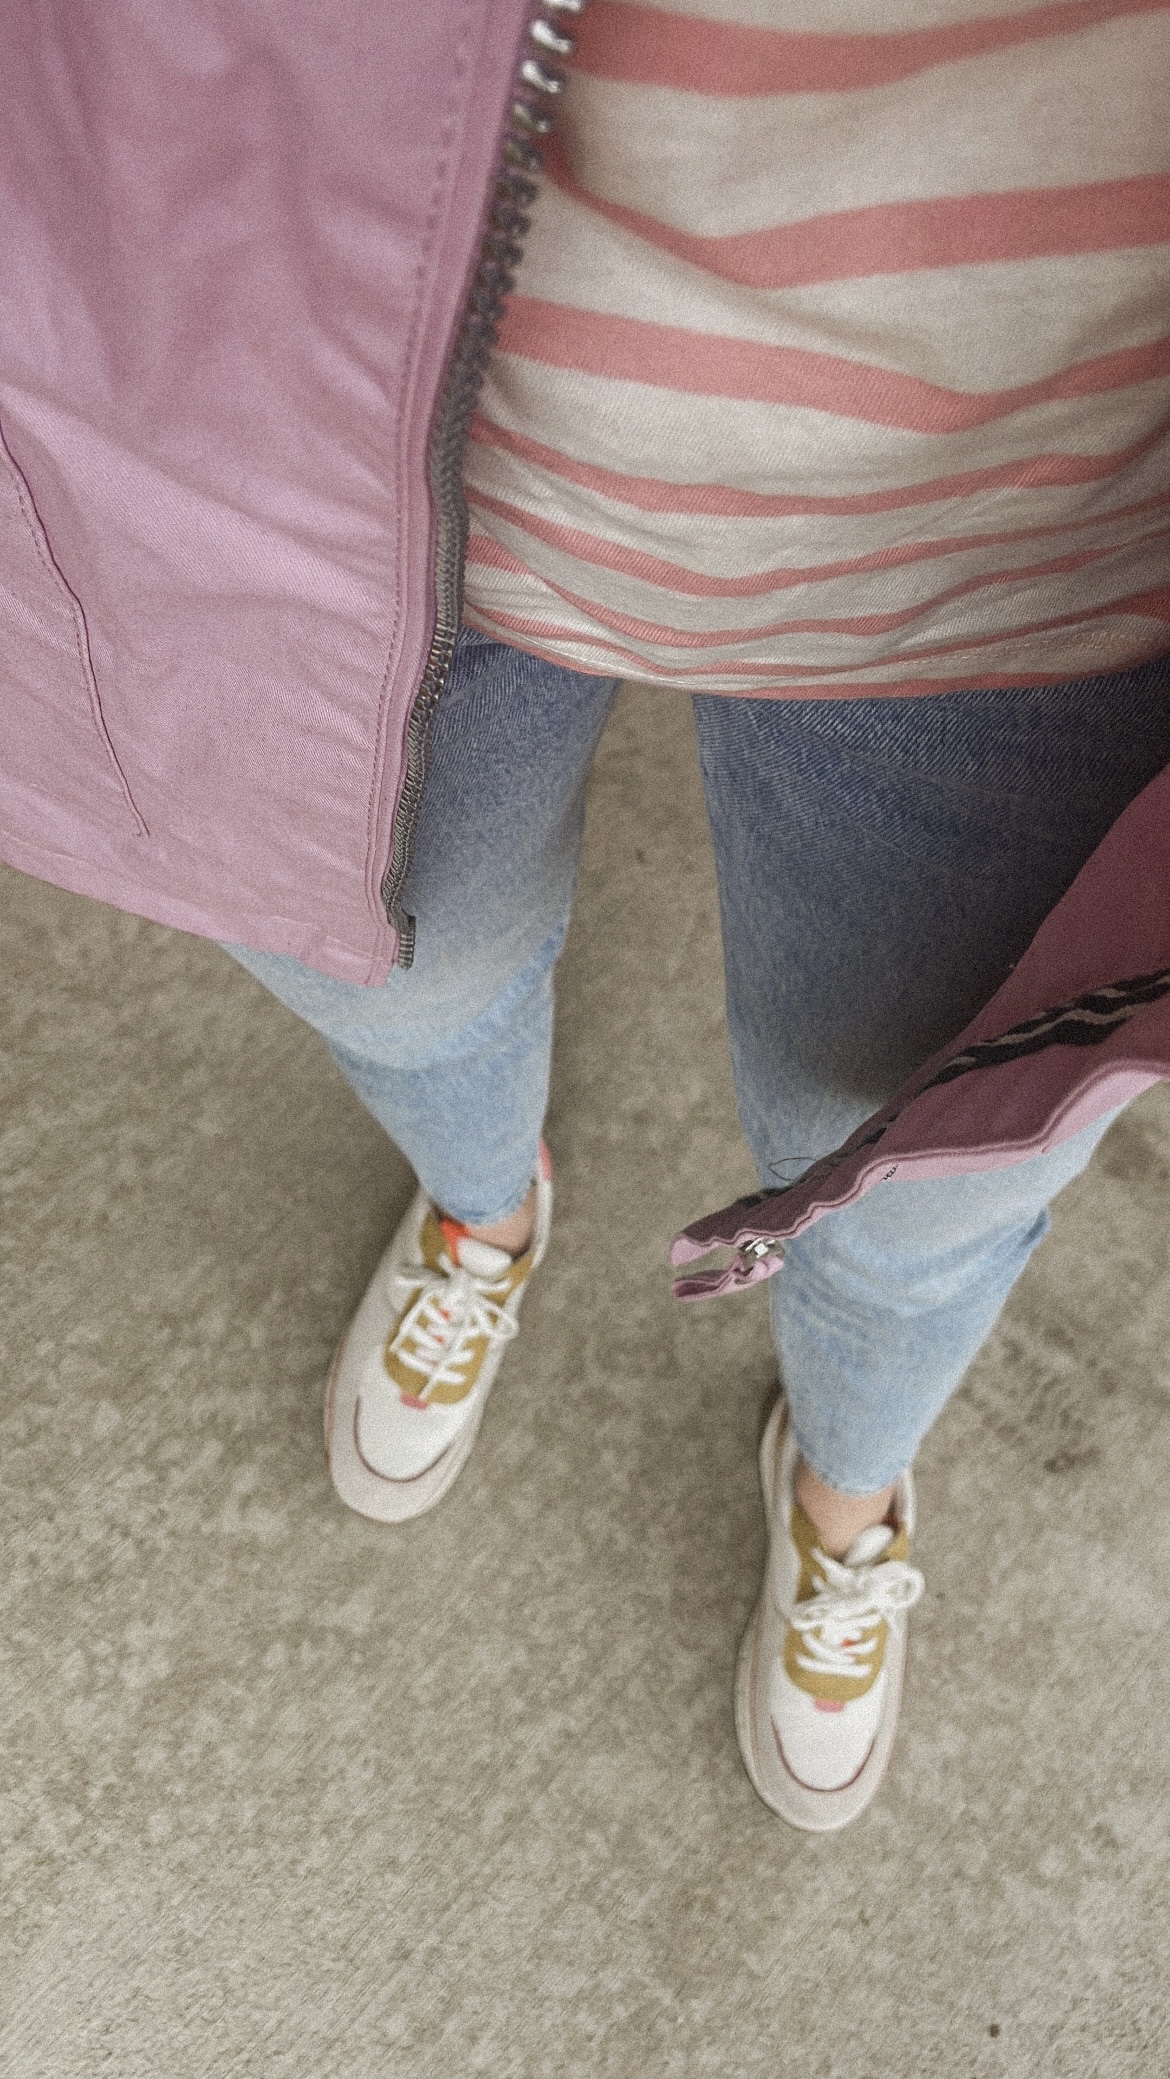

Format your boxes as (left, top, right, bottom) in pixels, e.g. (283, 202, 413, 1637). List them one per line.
(843, 1522, 895, 1567)
(445, 1226, 513, 1278)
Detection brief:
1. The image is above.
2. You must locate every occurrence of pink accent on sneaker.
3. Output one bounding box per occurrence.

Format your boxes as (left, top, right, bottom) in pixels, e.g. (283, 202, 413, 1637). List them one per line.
(398, 1391, 429, 1411)
(814, 1699, 846, 1714)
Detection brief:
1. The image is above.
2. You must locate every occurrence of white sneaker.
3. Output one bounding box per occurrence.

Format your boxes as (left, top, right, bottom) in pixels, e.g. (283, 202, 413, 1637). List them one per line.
(735, 1398, 924, 1831)
(324, 1143, 553, 1522)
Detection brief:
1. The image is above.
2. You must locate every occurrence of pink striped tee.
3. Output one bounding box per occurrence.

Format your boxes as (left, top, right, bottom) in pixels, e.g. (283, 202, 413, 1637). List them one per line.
(461, 0, 1170, 697)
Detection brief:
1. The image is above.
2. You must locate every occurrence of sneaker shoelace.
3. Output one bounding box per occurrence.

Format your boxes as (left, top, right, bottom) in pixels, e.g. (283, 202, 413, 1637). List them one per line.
(789, 1548, 925, 1682)
(386, 1264, 518, 1405)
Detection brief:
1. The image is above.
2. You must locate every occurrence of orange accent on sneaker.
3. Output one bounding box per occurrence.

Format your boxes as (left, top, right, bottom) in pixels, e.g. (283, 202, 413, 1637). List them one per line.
(439, 1215, 471, 1263)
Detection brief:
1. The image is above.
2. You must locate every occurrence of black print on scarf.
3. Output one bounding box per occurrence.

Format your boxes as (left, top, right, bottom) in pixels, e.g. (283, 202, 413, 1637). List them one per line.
(723, 968, 1170, 1220)
(925, 969, 1170, 1089)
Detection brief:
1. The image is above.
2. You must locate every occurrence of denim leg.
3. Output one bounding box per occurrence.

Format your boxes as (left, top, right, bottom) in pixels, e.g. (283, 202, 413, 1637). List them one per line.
(695, 654, 1170, 1491)
(770, 1113, 1122, 1492)
(225, 629, 618, 1226)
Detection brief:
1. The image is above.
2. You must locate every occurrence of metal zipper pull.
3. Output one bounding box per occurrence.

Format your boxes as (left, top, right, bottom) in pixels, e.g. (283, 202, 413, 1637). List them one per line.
(380, 5, 588, 962)
(530, 18, 575, 56)
(520, 56, 565, 95)
(511, 99, 555, 136)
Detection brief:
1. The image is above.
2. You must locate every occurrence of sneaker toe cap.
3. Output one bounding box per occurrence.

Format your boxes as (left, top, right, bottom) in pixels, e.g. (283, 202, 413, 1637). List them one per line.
(353, 1368, 473, 1482)
(767, 1673, 886, 1793)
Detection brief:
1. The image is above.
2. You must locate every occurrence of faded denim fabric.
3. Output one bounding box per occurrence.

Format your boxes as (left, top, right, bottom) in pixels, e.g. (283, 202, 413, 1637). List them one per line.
(228, 635, 1170, 1490)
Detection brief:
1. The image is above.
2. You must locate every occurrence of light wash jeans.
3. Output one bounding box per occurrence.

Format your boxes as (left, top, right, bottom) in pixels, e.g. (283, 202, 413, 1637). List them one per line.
(227, 633, 1170, 1493)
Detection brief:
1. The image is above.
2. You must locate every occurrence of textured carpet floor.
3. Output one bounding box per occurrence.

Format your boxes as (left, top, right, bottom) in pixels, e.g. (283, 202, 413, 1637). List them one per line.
(2, 687, 1168, 2078)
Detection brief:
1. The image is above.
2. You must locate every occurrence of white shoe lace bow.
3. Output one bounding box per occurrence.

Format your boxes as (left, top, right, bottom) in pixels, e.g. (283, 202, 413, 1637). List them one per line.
(387, 1265, 518, 1403)
(789, 1549, 925, 1681)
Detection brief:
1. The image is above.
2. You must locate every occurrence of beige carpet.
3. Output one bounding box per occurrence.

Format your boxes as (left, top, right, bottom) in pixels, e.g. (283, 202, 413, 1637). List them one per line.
(2, 686, 1168, 2078)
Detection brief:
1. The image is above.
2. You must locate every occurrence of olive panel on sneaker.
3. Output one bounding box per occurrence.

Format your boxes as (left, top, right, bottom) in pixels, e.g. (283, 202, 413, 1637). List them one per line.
(781, 1504, 914, 1709)
(382, 1208, 534, 1410)
(324, 1143, 552, 1523)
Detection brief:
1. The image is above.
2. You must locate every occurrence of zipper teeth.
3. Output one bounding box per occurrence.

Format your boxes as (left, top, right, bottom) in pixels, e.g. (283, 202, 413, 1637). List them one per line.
(381, 3, 584, 967)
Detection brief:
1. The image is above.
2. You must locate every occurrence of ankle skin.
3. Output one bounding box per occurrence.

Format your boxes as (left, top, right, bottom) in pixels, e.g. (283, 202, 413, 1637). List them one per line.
(794, 1457, 898, 1560)
(459, 1183, 538, 1257)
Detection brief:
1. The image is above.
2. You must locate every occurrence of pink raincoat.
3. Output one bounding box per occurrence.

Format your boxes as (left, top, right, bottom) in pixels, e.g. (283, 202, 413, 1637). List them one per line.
(0, 0, 542, 983)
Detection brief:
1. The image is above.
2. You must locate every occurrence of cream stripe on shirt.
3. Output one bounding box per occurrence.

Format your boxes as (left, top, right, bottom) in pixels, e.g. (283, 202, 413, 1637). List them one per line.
(461, 0, 1170, 696)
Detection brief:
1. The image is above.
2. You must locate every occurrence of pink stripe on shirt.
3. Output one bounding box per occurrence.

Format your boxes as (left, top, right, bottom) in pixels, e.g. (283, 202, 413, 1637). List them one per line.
(541, 147, 1170, 289)
(571, 0, 1170, 95)
(495, 298, 1170, 430)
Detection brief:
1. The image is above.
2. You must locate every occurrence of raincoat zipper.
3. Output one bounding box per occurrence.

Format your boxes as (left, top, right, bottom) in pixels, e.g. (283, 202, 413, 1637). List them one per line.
(380, 1, 585, 967)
